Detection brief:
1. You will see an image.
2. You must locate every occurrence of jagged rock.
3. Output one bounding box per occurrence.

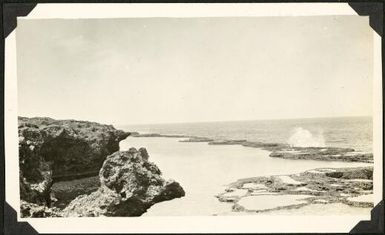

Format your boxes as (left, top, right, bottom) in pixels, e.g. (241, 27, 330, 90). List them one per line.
(20, 200, 62, 218)
(62, 149, 185, 217)
(18, 116, 130, 208)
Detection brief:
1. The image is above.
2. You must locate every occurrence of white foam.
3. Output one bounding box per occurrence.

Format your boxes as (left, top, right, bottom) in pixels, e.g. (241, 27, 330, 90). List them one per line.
(288, 127, 326, 147)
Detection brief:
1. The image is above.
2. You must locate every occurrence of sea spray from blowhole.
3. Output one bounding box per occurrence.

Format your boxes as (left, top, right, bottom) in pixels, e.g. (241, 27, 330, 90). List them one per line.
(288, 127, 326, 147)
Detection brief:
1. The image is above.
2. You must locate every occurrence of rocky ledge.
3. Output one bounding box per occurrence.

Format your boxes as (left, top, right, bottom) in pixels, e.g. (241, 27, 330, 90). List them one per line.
(217, 167, 373, 213)
(269, 148, 373, 163)
(18, 117, 184, 217)
(130, 132, 187, 138)
(132, 133, 373, 163)
(208, 139, 372, 162)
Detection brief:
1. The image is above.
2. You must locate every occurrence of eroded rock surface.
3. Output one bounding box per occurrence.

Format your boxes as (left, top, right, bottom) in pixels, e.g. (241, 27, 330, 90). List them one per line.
(217, 167, 373, 213)
(20, 200, 62, 218)
(19, 117, 129, 216)
(62, 149, 185, 217)
(19, 117, 185, 217)
(19, 117, 130, 180)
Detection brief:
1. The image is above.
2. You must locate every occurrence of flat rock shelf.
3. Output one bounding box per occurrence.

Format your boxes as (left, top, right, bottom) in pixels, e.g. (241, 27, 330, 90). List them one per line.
(217, 167, 373, 214)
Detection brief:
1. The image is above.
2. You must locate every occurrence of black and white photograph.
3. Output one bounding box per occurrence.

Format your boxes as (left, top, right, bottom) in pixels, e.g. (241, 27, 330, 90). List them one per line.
(3, 2, 383, 234)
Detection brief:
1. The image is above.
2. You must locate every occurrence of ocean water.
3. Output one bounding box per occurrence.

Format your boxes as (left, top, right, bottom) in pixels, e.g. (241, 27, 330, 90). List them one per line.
(118, 116, 373, 216)
(120, 116, 373, 152)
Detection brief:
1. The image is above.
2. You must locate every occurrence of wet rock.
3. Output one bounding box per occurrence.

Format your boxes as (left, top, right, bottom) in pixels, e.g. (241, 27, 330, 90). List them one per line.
(62, 149, 185, 217)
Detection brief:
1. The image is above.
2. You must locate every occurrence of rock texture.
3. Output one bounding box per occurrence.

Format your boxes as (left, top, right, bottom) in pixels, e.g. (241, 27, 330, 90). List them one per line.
(51, 176, 100, 209)
(20, 200, 62, 218)
(217, 167, 373, 213)
(19, 117, 185, 217)
(19, 117, 130, 180)
(62, 148, 185, 217)
(18, 117, 128, 216)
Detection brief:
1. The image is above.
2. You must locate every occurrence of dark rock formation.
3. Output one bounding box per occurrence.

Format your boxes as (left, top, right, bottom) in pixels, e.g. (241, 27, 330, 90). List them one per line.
(62, 149, 185, 217)
(19, 117, 130, 179)
(51, 176, 100, 209)
(269, 148, 373, 163)
(18, 116, 130, 215)
(19, 117, 185, 217)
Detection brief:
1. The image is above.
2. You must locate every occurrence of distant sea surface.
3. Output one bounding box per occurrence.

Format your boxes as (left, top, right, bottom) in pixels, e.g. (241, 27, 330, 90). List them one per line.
(119, 116, 372, 152)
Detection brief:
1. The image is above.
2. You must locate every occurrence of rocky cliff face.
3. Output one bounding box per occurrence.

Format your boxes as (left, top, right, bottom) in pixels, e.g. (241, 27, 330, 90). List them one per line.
(18, 117, 130, 207)
(18, 117, 185, 217)
(62, 149, 185, 217)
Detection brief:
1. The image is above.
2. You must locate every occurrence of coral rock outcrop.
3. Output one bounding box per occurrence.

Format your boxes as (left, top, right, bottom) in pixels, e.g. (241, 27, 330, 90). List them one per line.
(62, 148, 185, 217)
(18, 117, 129, 215)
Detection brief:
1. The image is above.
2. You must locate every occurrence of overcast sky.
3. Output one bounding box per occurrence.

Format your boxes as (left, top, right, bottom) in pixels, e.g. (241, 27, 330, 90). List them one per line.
(16, 16, 373, 125)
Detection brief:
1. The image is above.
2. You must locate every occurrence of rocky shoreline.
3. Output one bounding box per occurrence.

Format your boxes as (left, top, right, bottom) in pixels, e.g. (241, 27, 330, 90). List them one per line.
(19, 123, 374, 217)
(18, 117, 185, 217)
(131, 132, 374, 214)
(131, 133, 373, 163)
(216, 167, 373, 213)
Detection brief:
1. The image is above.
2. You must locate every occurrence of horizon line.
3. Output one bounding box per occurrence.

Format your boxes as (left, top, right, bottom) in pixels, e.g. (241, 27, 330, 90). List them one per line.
(116, 114, 372, 127)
